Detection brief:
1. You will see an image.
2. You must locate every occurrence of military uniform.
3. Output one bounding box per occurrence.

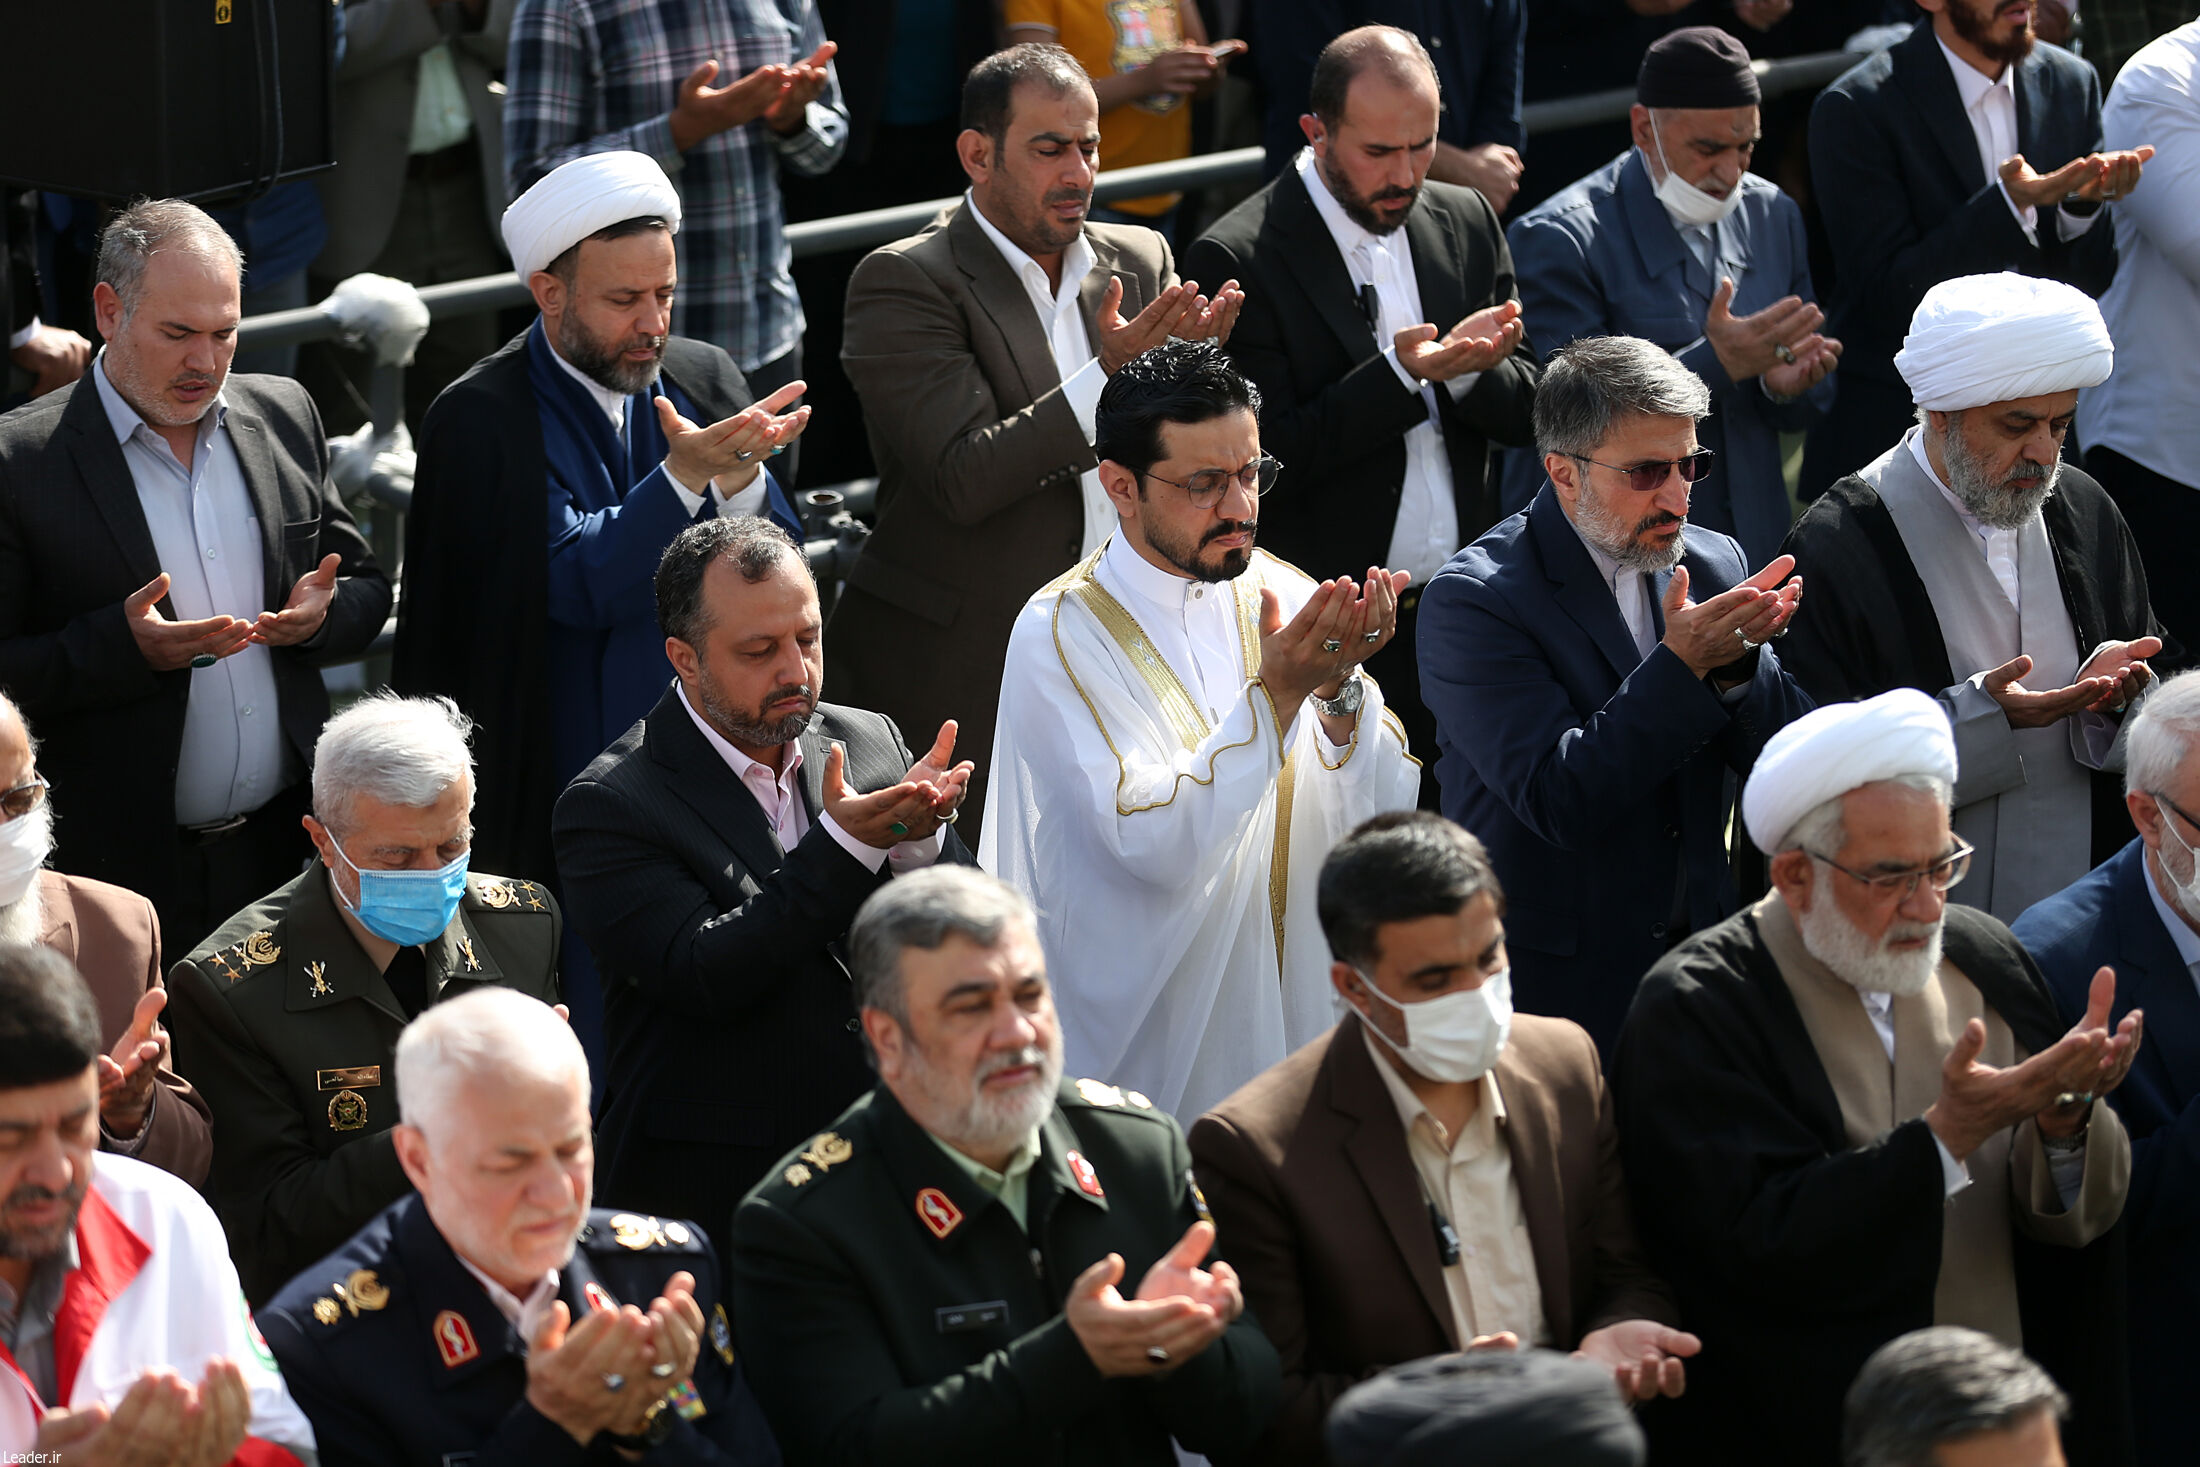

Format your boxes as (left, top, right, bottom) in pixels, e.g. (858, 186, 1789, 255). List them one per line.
(260, 1195, 781, 1466)
(167, 866, 561, 1302)
(729, 1077, 1283, 1466)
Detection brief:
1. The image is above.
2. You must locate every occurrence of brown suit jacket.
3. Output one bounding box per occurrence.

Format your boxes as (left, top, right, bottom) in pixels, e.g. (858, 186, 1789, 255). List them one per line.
(1190, 1017, 1677, 1465)
(828, 202, 1176, 838)
(36, 870, 213, 1186)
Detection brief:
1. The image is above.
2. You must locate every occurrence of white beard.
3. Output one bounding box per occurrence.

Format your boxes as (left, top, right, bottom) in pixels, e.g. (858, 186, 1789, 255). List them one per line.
(0, 882, 40, 945)
(1798, 889, 1943, 997)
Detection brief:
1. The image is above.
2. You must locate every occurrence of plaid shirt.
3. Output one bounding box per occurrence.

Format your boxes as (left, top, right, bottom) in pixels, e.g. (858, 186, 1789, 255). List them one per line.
(506, 0, 849, 371)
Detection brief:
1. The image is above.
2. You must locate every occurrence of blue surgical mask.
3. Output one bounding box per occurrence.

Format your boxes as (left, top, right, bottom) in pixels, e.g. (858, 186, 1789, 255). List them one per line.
(332, 842, 469, 946)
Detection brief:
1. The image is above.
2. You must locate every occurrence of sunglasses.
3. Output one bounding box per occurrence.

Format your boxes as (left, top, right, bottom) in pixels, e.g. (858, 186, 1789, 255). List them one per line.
(1569, 448, 1716, 494)
(1, 776, 48, 822)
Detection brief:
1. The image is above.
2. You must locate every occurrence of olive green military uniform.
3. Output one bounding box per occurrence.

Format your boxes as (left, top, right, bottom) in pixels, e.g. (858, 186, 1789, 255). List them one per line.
(167, 866, 561, 1303)
(729, 1076, 1283, 1466)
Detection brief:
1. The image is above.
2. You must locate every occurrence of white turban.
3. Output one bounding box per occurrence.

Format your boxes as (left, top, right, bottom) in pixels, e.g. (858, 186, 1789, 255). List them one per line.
(501, 151, 681, 281)
(1742, 690, 1958, 854)
(1893, 271, 2113, 411)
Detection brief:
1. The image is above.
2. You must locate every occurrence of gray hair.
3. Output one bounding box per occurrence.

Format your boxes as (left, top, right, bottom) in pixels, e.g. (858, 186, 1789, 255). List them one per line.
(0, 691, 34, 760)
(311, 693, 475, 836)
(1534, 336, 1711, 460)
(2126, 669, 2200, 799)
(1779, 773, 1953, 859)
(849, 867, 1038, 1030)
(96, 200, 243, 324)
(1843, 1327, 2067, 1467)
(396, 987, 587, 1140)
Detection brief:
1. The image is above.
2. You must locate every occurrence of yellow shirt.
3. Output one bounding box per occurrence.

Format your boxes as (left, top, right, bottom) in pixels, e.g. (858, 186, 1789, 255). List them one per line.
(1005, 0, 1192, 215)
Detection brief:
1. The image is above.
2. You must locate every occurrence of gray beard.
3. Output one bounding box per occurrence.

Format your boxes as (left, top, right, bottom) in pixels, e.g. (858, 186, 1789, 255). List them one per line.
(1943, 426, 2058, 531)
(1575, 486, 1687, 573)
(555, 314, 666, 396)
(1797, 882, 1944, 997)
(0, 880, 41, 944)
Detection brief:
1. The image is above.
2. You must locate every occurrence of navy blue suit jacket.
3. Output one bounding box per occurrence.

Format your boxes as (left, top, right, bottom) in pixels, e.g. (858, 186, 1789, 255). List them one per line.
(1501, 151, 1833, 564)
(1418, 487, 1812, 1051)
(2011, 838, 2199, 1461)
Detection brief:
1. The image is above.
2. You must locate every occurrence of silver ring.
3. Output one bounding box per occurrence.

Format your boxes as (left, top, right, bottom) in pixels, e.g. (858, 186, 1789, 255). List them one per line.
(734, 448, 757, 463)
(1734, 627, 1752, 645)
(1146, 1346, 1170, 1365)
(941, 807, 960, 825)
(1774, 343, 1796, 365)
(1363, 630, 1381, 643)
(650, 1362, 677, 1379)
(1321, 638, 1344, 653)
(2054, 1091, 2095, 1108)
(602, 1372, 627, 1392)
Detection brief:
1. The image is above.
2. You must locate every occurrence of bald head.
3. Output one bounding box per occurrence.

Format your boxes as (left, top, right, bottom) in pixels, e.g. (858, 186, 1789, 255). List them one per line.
(1308, 24, 1441, 131)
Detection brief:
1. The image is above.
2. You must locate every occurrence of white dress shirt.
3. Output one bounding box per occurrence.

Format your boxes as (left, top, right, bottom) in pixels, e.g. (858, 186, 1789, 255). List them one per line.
(965, 193, 1114, 556)
(676, 684, 943, 874)
(548, 348, 767, 520)
(2142, 847, 2200, 989)
(457, 1260, 562, 1349)
(1936, 35, 2101, 247)
(1297, 149, 1483, 589)
(91, 354, 294, 826)
(1566, 517, 1657, 660)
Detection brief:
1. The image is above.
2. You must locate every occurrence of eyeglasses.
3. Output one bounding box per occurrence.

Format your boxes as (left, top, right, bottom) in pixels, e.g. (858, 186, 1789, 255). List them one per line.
(1806, 841, 1974, 901)
(1569, 448, 1716, 494)
(1143, 454, 1284, 510)
(1, 775, 49, 822)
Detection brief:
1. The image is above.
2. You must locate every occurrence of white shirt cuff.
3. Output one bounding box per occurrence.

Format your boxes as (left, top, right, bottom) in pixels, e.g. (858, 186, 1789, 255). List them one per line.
(1934, 1133, 1973, 1199)
(1062, 356, 1108, 442)
(885, 826, 948, 877)
(2055, 202, 2103, 241)
(2047, 1136, 2088, 1211)
(665, 460, 710, 514)
(8, 316, 40, 351)
(1996, 177, 2041, 243)
(714, 474, 769, 519)
(820, 811, 891, 873)
(1380, 343, 1421, 395)
(1443, 370, 1483, 401)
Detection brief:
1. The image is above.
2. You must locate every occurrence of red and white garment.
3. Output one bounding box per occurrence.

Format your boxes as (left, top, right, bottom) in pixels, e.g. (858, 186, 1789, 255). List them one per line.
(0, 1151, 316, 1463)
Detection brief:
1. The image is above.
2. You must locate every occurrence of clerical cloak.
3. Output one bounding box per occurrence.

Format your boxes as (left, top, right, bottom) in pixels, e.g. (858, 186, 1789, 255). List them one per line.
(1612, 900, 2132, 1467)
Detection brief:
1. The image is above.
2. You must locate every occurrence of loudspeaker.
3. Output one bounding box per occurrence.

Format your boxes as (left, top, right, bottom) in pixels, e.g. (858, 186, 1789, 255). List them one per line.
(0, 0, 332, 204)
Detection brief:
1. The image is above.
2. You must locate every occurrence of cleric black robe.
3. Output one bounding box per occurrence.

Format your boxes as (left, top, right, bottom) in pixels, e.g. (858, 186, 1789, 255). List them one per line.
(1611, 904, 2130, 1467)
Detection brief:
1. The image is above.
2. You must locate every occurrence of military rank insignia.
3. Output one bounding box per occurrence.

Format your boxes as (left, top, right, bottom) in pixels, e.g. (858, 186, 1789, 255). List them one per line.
(327, 1090, 368, 1132)
(1066, 1150, 1105, 1199)
(584, 1281, 618, 1314)
(915, 1187, 963, 1239)
(1188, 1171, 1213, 1224)
(799, 1132, 853, 1172)
(433, 1310, 479, 1367)
(608, 1212, 690, 1250)
(305, 960, 334, 999)
(710, 1304, 735, 1366)
(666, 1378, 708, 1421)
(1075, 1078, 1124, 1107)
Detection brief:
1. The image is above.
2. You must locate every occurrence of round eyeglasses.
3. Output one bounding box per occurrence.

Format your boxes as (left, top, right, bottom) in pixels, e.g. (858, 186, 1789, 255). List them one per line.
(1806, 841, 1974, 902)
(1143, 454, 1284, 511)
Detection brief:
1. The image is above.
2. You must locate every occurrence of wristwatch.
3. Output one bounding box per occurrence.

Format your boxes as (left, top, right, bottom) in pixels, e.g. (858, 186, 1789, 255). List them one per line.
(603, 1398, 676, 1452)
(1312, 673, 1365, 718)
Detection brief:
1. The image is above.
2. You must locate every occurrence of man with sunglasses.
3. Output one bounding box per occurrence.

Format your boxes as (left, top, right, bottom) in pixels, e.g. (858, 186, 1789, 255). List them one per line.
(2014, 668, 2200, 1461)
(1418, 334, 1812, 1056)
(983, 340, 1418, 1123)
(1613, 689, 2138, 1467)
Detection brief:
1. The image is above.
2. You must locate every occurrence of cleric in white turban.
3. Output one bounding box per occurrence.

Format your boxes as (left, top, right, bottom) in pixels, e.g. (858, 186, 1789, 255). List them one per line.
(1776, 268, 2168, 924)
(1611, 678, 2138, 1467)
(501, 150, 683, 282)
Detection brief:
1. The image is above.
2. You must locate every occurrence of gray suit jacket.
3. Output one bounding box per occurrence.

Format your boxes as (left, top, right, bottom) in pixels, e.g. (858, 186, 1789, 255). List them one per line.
(316, 0, 514, 280)
(827, 203, 1175, 839)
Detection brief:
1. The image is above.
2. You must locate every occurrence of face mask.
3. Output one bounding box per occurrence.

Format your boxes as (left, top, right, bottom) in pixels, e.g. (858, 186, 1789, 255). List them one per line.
(2155, 804, 2200, 927)
(1649, 115, 1744, 229)
(332, 842, 469, 947)
(1355, 967, 1513, 1084)
(0, 806, 49, 907)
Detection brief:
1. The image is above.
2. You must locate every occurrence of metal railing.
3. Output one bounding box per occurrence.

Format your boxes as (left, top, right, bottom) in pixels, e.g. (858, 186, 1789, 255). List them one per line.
(272, 45, 1859, 665)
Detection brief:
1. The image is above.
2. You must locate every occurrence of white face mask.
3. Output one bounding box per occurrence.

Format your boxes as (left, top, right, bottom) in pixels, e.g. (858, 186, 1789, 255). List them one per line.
(1356, 967, 1513, 1084)
(1649, 114, 1744, 229)
(0, 802, 53, 908)
(2154, 799, 2200, 927)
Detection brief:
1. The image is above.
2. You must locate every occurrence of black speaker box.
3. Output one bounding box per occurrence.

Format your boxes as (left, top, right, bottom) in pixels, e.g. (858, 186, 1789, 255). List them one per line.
(0, 0, 332, 204)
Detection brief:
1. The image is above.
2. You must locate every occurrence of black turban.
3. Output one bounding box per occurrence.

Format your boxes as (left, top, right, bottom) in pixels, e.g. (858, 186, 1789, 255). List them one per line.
(1637, 26, 1761, 109)
(1326, 1350, 1647, 1467)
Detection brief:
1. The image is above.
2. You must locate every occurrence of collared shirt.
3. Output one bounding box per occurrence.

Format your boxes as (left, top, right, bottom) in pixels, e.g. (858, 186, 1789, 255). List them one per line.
(927, 1128, 1044, 1231)
(1094, 532, 1248, 723)
(458, 1258, 563, 1349)
(91, 354, 292, 825)
(1361, 1024, 1548, 1346)
(965, 191, 1113, 556)
(675, 683, 943, 875)
(505, 0, 849, 374)
(1298, 147, 1481, 589)
(0, 1233, 75, 1404)
(1935, 34, 2101, 247)
(1566, 515, 1657, 660)
(410, 43, 475, 155)
(2142, 847, 2200, 987)
(546, 347, 767, 519)
(1908, 431, 2023, 610)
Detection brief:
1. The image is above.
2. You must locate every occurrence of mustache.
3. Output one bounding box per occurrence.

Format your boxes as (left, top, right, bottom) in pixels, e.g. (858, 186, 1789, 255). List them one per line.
(1635, 511, 1684, 534)
(1201, 519, 1257, 546)
(976, 1045, 1049, 1084)
(756, 683, 814, 710)
(4, 1181, 82, 1210)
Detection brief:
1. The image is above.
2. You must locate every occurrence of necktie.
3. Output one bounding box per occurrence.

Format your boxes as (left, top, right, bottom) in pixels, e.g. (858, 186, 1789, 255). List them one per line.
(384, 944, 430, 1019)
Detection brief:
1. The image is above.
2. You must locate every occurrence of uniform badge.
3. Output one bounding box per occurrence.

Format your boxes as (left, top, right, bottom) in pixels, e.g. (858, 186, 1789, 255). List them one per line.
(799, 1132, 853, 1172)
(1187, 1171, 1213, 1224)
(317, 1065, 381, 1091)
(458, 936, 482, 973)
(783, 1163, 812, 1187)
(476, 880, 515, 910)
(1066, 1150, 1105, 1199)
(208, 950, 242, 984)
(328, 1089, 369, 1131)
(518, 881, 548, 912)
(1126, 1091, 1154, 1110)
(433, 1309, 479, 1367)
(242, 931, 282, 966)
(608, 1213, 658, 1250)
(664, 1220, 691, 1245)
(667, 1378, 708, 1421)
(312, 1297, 341, 1326)
(335, 1269, 389, 1314)
(305, 960, 334, 999)
(710, 1304, 735, 1366)
(584, 1282, 618, 1314)
(915, 1187, 964, 1240)
(1076, 1078, 1124, 1108)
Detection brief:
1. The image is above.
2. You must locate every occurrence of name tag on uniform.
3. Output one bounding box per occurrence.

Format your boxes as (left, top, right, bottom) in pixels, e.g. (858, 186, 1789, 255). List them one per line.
(318, 1065, 382, 1091)
(935, 1300, 1007, 1334)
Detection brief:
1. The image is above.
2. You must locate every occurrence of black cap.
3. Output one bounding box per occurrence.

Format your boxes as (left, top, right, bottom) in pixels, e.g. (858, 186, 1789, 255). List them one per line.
(1637, 26, 1761, 109)
(1327, 1350, 1647, 1467)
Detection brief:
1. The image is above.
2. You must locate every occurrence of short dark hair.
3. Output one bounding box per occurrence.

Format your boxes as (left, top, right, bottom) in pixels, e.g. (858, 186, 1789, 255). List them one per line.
(1308, 25, 1442, 133)
(1533, 335, 1710, 458)
(962, 43, 1092, 149)
(545, 215, 673, 286)
(655, 517, 808, 647)
(1318, 812, 1504, 971)
(1843, 1329, 2068, 1467)
(0, 943, 103, 1091)
(1093, 339, 1262, 481)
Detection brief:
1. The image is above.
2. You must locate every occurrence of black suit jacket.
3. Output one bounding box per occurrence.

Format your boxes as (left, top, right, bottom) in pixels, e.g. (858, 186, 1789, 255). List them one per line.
(1182, 169, 1540, 580)
(1809, 20, 2114, 393)
(551, 685, 972, 1250)
(0, 372, 391, 914)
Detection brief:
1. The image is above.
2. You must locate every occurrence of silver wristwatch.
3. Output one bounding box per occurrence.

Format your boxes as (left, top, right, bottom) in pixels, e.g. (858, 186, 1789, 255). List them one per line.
(1311, 673, 1365, 718)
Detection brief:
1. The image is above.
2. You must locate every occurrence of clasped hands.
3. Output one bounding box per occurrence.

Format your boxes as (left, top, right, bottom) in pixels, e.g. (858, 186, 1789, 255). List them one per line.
(1457, 1318, 1700, 1403)
(1396, 301, 1525, 384)
(1066, 1219, 1244, 1377)
(670, 41, 838, 150)
(1925, 967, 2142, 1162)
(1661, 554, 1802, 681)
(124, 551, 346, 672)
(1257, 567, 1410, 734)
(659, 380, 812, 498)
(2000, 146, 2154, 210)
(525, 1271, 706, 1448)
(821, 720, 974, 850)
(33, 1357, 252, 1467)
(1095, 276, 1246, 372)
(1983, 637, 2159, 729)
(1703, 279, 1839, 397)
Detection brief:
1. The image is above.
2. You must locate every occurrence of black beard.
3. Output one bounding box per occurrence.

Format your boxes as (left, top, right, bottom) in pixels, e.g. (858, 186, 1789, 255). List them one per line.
(0, 1179, 85, 1262)
(1320, 153, 1418, 236)
(1948, 0, 2036, 64)
(699, 678, 816, 750)
(557, 314, 666, 396)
